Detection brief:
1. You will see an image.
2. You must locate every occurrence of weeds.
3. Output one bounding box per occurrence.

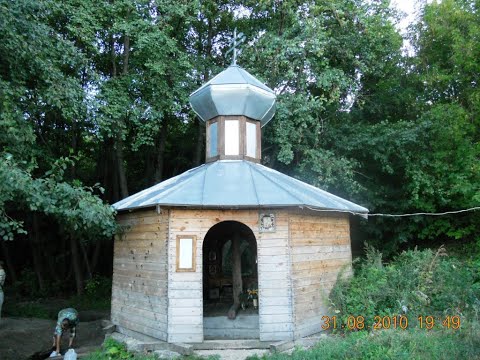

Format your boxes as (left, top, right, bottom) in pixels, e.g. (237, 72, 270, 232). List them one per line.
(84, 338, 158, 359)
(257, 249, 480, 360)
(248, 329, 480, 360)
(330, 245, 480, 328)
(83, 338, 218, 360)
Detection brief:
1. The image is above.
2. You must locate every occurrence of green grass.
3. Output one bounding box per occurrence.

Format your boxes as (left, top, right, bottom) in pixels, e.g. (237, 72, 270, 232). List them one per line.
(81, 328, 480, 360)
(3, 301, 53, 319)
(69, 294, 111, 311)
(248, 327, 480, 360)
(3, 274, 112, 318)
(3, 294, 110, 319)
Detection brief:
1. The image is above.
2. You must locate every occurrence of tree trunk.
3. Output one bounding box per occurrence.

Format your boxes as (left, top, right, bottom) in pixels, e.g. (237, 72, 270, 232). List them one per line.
(193, 118, 204, 166)
(62, 229, 68, 276)
(106, 33, 122, 203)
(70, 235, 84, 296)
(154, 119, 168, 183)
(70, 119, 78, 179)
(145, 149, 155, 185)
(114, 32, 131, 199)
(45, 248, 61, 283)
(110, 34, 117, 77)
(115, 132, 129, 199)
(232, 233, 243, 307)
(90, 241, 102, 274)
(1, 240, 17, 283)
(227, 303, 240, 320)
(193, 16, 212, 166)
(80, 242, 92, 281)
(103, 138, 120, 203)
(30, 243, 45, 291)
(122, 35, 130, 75)
(30, 214, 45, 291)
(228, 233, 243, 320)
(112, 153, 120, 203)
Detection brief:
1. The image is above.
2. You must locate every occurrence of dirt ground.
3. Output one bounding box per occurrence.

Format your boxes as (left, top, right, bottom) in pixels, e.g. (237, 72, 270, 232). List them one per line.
(0, 313, 321, 360)
(0, 312, 108, 360)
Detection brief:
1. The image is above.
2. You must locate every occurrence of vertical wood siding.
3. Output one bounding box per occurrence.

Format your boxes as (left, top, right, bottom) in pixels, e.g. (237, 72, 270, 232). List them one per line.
(289, 212, 352, 339)
(112, 208, 351, 343)
(167, 209, 294, 343)
(112, 209, 169, 341)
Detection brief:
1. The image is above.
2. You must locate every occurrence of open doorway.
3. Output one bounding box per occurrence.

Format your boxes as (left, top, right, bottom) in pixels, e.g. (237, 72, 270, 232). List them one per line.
(202, 221, 259, 339)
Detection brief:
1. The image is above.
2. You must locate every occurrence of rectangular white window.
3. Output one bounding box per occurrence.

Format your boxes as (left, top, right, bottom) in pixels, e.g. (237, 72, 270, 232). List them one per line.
(176, 236, 196, 272)
(246, 122, 257, 157)
(225, 120, 239, 155)
(209, 122, 218, 157)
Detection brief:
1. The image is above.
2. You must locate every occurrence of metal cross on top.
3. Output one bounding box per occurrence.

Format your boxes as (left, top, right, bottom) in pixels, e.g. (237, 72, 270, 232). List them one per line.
(226, 28, 246, 65)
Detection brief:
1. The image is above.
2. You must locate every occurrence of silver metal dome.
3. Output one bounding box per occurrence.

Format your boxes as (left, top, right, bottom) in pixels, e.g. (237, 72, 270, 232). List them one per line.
(189, 65, 276, 127)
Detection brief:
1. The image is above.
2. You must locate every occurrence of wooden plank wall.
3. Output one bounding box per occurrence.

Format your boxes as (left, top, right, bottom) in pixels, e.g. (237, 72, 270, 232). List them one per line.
(289, 212, 352, 339)
(167, 209, 294, 343)
(112, 209, 169, 341)
(257, 210, 294, 341)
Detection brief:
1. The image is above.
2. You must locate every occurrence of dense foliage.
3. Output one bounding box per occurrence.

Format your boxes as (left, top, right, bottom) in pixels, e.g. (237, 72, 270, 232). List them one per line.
(330, 245, 480, 327)
(0, 0, 479, 294)
(250, 245, 478, 360)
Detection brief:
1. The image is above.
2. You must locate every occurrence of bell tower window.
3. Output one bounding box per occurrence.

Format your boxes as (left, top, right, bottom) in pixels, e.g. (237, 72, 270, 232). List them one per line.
(205, 116, 261, 163)
(246, 122, 257, 158)
(208, 121, 218, 157)
(225, 120, 240, 155)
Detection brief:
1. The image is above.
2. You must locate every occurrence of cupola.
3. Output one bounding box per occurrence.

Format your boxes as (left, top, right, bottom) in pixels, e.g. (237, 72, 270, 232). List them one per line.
(189, 65, 276, 163)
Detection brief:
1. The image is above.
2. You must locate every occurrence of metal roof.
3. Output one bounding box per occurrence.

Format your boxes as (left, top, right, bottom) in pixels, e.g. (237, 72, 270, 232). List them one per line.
(113, 160, 368, 214)
(189, 65, 276, 127)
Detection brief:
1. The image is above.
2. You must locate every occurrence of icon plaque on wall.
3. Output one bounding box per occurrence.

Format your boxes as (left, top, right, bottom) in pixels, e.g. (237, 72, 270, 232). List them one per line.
(259, 213, 276, 232)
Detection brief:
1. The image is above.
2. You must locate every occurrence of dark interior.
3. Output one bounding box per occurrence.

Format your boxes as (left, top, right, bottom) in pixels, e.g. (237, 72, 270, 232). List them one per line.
(202, 221, 258, 316)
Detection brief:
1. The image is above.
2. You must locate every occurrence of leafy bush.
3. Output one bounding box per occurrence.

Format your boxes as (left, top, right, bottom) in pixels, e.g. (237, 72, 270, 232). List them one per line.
(84, 338, 157, 360)
(329, 245, 480, 329)
(84, 276, 112, 299)
(70, 275, 112, 310)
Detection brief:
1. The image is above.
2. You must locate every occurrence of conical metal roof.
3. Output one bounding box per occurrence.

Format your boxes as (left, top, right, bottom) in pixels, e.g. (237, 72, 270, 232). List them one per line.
(113, 160, 368, 214)
(189, 65, 276, 127)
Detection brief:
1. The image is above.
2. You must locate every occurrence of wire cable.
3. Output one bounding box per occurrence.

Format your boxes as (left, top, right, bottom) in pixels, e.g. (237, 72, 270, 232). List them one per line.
(305, 206, 480, 218)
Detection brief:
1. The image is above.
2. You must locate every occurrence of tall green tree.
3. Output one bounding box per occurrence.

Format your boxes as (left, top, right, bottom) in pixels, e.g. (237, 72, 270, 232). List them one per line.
(331, 0, 480, 253)
(0, 0, 117, 294)
(235, 0, 403, 196)
(2, 0, 478, 294)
